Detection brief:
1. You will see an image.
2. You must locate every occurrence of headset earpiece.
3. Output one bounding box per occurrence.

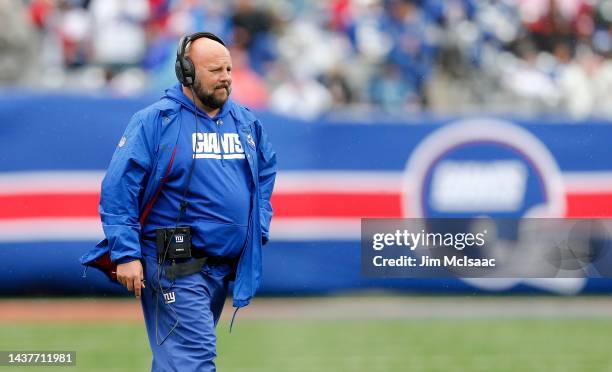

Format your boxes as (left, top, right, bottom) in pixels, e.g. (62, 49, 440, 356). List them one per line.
(175, 35, 195, 86)
(175, 32, 226, 87)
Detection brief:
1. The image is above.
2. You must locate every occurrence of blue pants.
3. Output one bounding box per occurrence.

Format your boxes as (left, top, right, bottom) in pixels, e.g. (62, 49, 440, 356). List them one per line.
(140, 253, 231, 372)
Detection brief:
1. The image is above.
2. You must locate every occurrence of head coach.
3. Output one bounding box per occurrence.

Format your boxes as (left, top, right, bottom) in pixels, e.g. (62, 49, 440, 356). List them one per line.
(80, 31, 277, 371)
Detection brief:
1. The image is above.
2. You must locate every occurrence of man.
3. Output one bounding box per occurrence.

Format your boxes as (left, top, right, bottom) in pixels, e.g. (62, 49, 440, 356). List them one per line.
(81, 32, 277, 371)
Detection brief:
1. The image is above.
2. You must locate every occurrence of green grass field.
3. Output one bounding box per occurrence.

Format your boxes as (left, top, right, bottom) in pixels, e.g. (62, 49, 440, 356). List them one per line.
(2, 318, 612, 372)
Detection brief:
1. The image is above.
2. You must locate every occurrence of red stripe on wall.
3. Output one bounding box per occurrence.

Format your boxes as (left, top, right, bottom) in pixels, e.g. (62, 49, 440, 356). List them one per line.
(565, 193, 612, 217)
(0, 193, 99, 219)
(271, 192, 403, 218)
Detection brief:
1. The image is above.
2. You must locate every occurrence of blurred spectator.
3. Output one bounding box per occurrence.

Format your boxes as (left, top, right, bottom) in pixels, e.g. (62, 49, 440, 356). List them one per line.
(320, 67, 354, 106)
(89, 0, 149, 67)
(382, 0, 438, 107)
(269, 67, 333, 120)
(0, 0, 37, 84)
(54, 0, 91, 69)
(518, 0, 594, 52)
(501, 39, 560, 112)
(556, 44, 598, 118)
(89, 0, 149, 93)
(275, 19, 351, 87)
(368, 61, 416, 112)
(593, 57, 612, 116)
(231, 0, 277, 75)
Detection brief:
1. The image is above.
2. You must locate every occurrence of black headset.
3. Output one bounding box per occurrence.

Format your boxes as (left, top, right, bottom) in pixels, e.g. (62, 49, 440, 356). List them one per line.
(175, 32, 226, 87)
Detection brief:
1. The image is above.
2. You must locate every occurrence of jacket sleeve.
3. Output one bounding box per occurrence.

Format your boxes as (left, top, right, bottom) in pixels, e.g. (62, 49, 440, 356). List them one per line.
(100, 113, 156, 263)
(255, 120, 277, 245)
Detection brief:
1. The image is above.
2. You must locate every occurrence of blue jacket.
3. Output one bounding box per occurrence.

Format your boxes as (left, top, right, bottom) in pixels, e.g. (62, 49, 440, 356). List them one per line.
(80, 88, 277, 308)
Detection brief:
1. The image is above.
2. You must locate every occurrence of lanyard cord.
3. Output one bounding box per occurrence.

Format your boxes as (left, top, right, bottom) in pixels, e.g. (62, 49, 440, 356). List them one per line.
(229, 306, 240, 333)
(155, 85, 201, 346)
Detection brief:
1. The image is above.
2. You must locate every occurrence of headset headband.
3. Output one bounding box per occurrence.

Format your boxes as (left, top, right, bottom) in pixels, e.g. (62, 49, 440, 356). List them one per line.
(175, 32, 226, 86)
(176, 32, 226, 61)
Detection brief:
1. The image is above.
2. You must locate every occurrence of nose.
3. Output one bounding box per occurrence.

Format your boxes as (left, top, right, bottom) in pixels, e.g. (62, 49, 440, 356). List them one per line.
(220, 68, 231, 83)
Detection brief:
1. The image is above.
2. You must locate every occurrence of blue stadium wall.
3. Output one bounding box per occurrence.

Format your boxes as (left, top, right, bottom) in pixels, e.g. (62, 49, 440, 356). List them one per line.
(1, 92, 612, 296)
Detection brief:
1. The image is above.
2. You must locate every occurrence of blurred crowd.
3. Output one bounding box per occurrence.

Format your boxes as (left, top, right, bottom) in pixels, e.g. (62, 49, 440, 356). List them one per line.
(2, 0, 612, 120)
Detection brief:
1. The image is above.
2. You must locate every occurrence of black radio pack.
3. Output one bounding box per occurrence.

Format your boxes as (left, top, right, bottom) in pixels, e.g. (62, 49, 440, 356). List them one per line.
(156, 226, 192, 260)
(154, 33, 226, 264)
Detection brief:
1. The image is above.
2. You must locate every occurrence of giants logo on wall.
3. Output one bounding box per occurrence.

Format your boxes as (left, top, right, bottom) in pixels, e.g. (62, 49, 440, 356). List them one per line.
(403, 119, 566, 218)
(402, 119, 584, 294)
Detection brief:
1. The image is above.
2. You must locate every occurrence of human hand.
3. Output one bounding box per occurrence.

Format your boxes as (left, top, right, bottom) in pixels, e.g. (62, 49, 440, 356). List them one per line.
(116, 260, 145, 298)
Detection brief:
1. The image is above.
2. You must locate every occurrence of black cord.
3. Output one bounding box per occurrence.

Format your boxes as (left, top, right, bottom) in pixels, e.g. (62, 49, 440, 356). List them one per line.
(154, 85, 201, 346)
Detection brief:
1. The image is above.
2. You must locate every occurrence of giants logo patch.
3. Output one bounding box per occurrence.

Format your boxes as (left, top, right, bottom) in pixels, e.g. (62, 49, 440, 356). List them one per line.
(192, 132, 245, 160)
(163, 291, 176, 304)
